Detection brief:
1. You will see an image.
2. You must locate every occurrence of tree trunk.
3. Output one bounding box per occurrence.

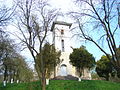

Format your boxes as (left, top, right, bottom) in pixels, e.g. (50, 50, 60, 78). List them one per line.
(9, 71, 12, 83)
(13, 70, 16, 82)
(104, 73, 110, 81)
(78, 68, 82, 77)
(82, 68, 84, 77)
(54, 63, 56, 78)
(40, 46, 46, 90)
(105, 75, 109, 81)
(116, 67, 120, 78)
(35, 57, 46, 90)
(4, 65, 7, 81)
(41, 72, 46, 90)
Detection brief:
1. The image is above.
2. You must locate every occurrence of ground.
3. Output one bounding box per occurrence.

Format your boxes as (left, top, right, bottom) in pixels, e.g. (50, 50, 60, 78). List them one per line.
(0, 80, 120, 90)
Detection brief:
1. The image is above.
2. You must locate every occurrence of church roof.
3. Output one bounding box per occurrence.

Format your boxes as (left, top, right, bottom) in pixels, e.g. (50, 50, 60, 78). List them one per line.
(51, 21, 72, 31)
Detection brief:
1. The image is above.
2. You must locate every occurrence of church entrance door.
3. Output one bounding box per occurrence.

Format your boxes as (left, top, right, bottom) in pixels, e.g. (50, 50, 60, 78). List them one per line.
(60, 64, 67, 76)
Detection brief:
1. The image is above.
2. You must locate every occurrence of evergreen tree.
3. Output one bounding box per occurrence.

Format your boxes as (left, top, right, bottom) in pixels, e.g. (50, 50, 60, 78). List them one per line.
(36, 43, 61, 79)
(69, 46, 95, 77)
(96, 55, 113, 81)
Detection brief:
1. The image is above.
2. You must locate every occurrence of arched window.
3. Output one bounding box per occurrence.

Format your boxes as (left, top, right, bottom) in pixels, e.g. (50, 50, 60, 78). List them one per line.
(61, 29, 64, 35)
(61, 39, 64, 52)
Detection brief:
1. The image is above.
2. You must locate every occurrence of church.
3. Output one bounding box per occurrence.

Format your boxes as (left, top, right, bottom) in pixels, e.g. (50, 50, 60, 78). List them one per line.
(50, 21, 91, 80)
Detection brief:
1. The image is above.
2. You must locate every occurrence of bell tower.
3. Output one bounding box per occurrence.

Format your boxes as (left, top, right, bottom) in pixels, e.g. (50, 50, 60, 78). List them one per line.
(51, 21, 76, 77)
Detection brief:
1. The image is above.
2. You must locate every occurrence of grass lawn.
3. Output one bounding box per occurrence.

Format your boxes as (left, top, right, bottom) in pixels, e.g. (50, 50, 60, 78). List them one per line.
(0, 80, 120, 90)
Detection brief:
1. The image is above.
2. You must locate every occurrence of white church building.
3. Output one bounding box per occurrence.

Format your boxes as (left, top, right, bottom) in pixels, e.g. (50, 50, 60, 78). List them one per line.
(50, 21, 91, 80)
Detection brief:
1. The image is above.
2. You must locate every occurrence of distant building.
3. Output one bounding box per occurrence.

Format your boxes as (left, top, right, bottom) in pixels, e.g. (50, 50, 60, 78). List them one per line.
(51, 21, 91, 80)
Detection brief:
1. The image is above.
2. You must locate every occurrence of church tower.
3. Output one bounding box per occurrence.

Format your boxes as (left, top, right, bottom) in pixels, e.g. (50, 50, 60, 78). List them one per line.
(51, 21, 76, 77)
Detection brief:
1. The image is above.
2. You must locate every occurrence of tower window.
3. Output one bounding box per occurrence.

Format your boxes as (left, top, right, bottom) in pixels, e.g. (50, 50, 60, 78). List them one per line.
(61, 29, 64, 35)
(61, 39, 64, 52)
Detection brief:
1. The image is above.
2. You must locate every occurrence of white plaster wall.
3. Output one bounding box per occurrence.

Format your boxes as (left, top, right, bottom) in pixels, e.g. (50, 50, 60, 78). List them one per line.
(56, 52, 76, 76)
(52, 24, 91, 79)
(54, 25, 73, 52)
(53, 25, 76, 76)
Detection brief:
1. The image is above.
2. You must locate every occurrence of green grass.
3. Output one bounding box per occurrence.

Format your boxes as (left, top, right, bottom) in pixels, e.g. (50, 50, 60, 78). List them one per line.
(0, 80, 120, 90)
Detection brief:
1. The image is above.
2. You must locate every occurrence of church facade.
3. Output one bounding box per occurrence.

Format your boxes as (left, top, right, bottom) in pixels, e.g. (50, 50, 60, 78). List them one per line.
(51, 21, 91, 80)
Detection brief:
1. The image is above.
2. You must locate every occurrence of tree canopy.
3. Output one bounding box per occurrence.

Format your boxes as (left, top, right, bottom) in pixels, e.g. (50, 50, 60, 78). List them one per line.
(0, 31, 33, 83)
(69, 46, 95, 77)
(96, 55, 113, 81)
(36, 43, 61, 79)
(70, 0, 120, 78)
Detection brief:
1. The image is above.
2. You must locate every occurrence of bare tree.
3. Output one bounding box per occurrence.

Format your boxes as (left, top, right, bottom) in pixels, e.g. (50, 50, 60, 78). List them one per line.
(117, 3, 120, 27)
(70, 0, 120, 77)
(14, 0, 59, 89)
(0, 1, 15, 27)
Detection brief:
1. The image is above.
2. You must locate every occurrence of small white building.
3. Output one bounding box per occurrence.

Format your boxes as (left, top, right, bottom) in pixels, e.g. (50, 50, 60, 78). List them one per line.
(51, 21, 91, 80)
